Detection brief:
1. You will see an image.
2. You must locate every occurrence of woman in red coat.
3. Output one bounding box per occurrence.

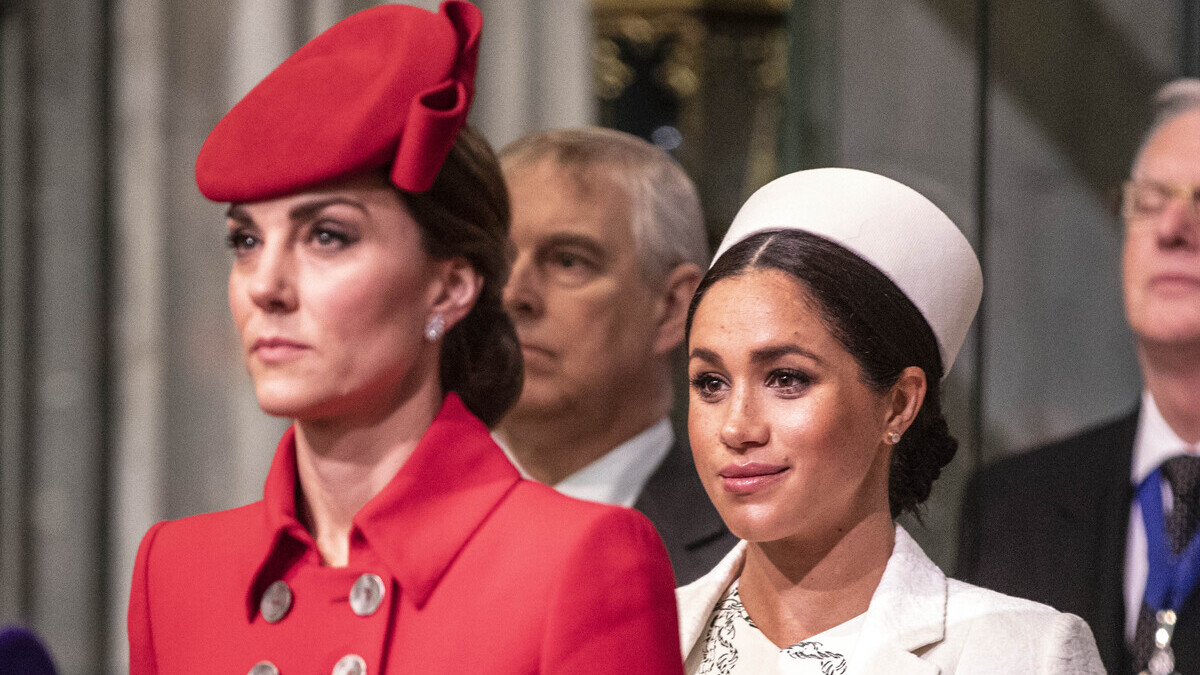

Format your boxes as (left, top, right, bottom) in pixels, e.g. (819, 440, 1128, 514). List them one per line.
(126, 4, 681, 674)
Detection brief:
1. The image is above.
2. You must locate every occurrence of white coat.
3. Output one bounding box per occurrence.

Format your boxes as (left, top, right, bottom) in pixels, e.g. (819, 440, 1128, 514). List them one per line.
(677, 526, 1105, 674)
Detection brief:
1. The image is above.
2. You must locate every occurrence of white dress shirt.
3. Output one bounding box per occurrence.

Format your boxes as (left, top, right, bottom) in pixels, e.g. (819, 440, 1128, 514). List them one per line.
(497, 418, 673, 508)
(1124, 390, 1200, 642)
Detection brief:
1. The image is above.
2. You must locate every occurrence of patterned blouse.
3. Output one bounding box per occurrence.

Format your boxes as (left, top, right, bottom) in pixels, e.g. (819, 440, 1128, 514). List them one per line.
(687, 581, 865, 675)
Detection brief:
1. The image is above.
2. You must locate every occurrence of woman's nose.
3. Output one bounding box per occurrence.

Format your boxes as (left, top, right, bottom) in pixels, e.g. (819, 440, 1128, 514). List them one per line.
(718, 388, 769, 450)
(246, 244, 298, 313)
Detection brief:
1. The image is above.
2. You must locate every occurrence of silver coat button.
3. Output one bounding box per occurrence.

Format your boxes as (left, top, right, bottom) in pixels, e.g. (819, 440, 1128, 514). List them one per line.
(332, 654, 366, 675)
(260, 580, 293, 623)
(349, 573, 385, 616)
(248, 661, 279, 675)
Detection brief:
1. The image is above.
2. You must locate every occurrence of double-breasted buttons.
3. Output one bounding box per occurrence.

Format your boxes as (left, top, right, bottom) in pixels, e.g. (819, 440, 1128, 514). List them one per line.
(260, 580, 293, 623)
(349, 573, 385, 616)
(248, 661, 279, 675)
(332, 654, 367, 675)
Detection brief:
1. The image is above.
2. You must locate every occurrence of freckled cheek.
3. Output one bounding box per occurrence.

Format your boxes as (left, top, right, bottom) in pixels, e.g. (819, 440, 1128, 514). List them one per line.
(686, 403, 726, 476)
(773, 424, 829, 473)
(770, 406, 857, 472)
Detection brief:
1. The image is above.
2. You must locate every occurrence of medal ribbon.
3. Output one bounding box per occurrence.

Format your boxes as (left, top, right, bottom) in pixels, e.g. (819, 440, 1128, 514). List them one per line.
(1139, 467, 1200, 612)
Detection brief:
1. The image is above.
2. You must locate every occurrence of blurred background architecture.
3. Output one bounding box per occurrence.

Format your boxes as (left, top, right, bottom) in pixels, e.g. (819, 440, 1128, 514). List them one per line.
(0, 0, 1196, 671)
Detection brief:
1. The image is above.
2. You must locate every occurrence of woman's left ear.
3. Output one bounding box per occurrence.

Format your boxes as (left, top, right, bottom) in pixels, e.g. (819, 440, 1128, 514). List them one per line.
(884, 366, 927, 441)
(428, 258, 483, 333)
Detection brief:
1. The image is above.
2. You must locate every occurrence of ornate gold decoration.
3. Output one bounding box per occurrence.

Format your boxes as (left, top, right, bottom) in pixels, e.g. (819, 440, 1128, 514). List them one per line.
(593, 38, 636, 100)
(593, 0, 789, 13)
(592, 10, 707, 103)
(590, 0, 789, 238)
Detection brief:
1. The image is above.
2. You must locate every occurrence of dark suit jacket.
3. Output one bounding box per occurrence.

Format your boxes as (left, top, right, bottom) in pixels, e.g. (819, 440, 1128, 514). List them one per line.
(957, 410, 1200, 674)
(635, 440, 739, 585)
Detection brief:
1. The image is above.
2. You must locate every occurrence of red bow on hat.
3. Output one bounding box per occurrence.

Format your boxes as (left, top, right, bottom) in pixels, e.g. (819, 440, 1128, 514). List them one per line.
(195, 1, 482, 202)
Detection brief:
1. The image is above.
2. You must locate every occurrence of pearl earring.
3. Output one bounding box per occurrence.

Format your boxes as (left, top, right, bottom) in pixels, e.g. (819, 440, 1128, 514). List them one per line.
(886, 431, 902, 445)
(424, 314, 445, 341)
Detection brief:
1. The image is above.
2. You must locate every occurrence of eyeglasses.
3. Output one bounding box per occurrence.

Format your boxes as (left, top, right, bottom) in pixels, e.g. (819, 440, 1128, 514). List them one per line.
(1121, 179, 1200, 222)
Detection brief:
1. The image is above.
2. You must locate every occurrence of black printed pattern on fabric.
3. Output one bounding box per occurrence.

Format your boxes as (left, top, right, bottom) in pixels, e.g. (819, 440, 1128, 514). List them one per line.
(697, 584, 848, 675)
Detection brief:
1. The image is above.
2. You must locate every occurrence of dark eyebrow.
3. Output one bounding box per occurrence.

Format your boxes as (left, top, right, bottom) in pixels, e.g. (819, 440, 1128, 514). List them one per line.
(750, 344, 823, 365)
(689, 344, 824, 367)
(689, 347, 724, 367)
(225, 204, 251, 225)
(224, 196, 368, 225)
(287, 196, 368, 223)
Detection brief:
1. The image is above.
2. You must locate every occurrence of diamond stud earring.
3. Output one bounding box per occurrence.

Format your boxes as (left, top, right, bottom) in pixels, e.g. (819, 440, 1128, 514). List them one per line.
(424, 314, 445, 341)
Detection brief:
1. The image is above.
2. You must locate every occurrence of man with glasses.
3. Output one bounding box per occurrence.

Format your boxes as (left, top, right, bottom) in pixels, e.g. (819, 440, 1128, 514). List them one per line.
(958, 78, 1200, 675)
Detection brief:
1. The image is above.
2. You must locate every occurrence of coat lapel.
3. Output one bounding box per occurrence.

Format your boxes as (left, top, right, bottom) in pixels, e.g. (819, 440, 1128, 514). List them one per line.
(1090, 412, 1137, 673)
(1047, 410, 1137, 672)
(847, 526, 946, 675)
(853, 643, 941, 675)
(678, 528, 946, 674)
(676, 540, 747, 657)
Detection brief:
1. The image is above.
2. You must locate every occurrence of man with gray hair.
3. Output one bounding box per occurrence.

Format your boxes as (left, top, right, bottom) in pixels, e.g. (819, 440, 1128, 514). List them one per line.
(958, 79, 1200, 674)
(496, 127, 736, 584)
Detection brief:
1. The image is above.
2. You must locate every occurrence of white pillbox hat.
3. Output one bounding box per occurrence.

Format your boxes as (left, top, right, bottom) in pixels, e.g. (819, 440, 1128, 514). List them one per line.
(712, 168, 983, 375)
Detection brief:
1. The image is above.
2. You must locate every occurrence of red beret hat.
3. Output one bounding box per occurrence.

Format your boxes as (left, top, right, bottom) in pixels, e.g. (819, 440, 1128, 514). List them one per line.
(195, 1, 482, 202)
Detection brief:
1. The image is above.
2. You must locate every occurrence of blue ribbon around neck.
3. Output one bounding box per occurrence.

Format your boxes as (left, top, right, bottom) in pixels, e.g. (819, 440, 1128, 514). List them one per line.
(1139, 467, 1200, 612)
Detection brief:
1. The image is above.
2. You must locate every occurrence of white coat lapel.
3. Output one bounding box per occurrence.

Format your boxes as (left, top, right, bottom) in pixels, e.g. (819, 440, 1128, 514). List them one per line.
(847, 525, 946, 675)
(676, 540, 748, 657)
(677, 528, 946, 674)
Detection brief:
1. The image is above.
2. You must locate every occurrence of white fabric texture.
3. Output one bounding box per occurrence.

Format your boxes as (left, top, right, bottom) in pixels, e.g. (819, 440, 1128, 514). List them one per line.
(710, 168, 983, 375)
(1124, 390, 1200, 641)
(495, 418, 673, 507)
(686, 577, 863, 674)
(677, 526, 1105, 674)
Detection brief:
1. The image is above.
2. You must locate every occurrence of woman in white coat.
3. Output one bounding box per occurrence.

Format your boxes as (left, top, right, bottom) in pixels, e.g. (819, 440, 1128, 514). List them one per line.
(677, 168, 1104, 675)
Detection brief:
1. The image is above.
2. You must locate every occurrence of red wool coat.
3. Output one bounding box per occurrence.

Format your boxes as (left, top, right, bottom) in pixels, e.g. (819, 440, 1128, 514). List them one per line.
(128, 395, 683, 674)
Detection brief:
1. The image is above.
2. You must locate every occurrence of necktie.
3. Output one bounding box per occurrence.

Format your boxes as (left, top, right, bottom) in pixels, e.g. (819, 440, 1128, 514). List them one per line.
(1162, 456, 1200, 554)
(1133, 455, 1200, 674)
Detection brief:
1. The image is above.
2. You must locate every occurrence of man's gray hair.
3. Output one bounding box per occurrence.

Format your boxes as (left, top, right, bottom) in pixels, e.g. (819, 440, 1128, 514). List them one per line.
(500, 127, 709, 286)
(1136, 78, 1200, 166)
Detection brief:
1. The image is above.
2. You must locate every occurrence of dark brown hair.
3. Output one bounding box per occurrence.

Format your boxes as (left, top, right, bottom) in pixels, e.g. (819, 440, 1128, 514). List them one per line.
(687, 230, 956, 518)
(401, 125, 522, 426)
